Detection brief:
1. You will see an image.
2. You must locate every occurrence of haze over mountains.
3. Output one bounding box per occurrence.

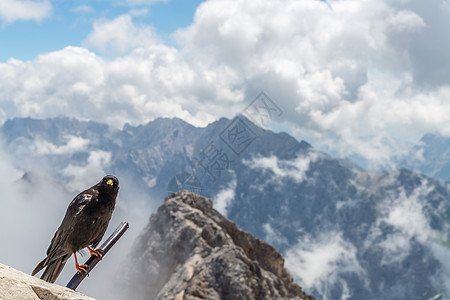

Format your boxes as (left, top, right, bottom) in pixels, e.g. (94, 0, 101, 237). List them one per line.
(1, 116, 450, 300)
(399, 132, 450, 182)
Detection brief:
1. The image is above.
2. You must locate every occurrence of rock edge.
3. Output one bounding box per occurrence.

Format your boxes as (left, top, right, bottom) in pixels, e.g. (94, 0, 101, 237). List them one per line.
(0, 263, 95, 300)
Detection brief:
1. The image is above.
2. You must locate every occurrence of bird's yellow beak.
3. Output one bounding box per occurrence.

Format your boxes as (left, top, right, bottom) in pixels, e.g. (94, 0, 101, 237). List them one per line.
(106, 179, 114, 186)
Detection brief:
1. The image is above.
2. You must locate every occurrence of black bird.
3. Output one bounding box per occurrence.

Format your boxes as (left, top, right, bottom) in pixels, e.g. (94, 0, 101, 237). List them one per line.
(32, 175, 119, 283)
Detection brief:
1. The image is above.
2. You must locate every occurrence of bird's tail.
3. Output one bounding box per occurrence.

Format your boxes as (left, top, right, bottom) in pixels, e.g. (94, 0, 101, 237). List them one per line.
(32, 254, 70, 283)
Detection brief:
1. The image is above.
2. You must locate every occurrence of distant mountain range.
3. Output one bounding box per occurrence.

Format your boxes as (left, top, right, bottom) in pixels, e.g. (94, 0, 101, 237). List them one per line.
(1, 116, 449, 300)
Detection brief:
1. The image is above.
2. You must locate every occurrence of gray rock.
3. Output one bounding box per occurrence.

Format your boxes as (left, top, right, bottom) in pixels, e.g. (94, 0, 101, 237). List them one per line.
(0, 263, 94, 300)
(124, 191, 316, 300)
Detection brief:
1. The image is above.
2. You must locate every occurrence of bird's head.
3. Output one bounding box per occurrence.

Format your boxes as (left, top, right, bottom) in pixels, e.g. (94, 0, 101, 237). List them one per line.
(100, 175, 119, 190)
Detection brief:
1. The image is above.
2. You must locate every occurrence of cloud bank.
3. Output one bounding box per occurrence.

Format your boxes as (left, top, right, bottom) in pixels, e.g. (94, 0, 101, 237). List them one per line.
(1, 0, 450, 167)
(281, 170, 450, 299)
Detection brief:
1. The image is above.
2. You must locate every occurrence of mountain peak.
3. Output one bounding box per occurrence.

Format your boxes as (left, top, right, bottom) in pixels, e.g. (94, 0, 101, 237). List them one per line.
(124, 191, 317, 300)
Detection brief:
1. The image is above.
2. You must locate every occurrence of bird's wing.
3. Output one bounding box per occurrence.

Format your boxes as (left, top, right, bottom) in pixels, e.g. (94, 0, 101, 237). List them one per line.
(90, 212, 114, 249)
(58, 193, 95, 233)
(67, 192, 97, 217)
(46, 192, 97, 257)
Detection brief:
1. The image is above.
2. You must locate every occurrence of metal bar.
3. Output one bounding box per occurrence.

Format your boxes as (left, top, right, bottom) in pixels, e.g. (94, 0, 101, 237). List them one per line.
(66, 221, 129, 290)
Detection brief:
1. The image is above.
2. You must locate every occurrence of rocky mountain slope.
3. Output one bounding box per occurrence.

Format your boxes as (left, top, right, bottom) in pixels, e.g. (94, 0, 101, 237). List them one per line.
(1, 116, 450, 299)
(123, 191, 316, 300)
(0, 115, 309, 199)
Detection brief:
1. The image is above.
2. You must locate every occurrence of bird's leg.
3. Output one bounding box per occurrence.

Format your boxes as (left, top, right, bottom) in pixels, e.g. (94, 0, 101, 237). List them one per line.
(73, 253, 88, 273)
(87, 246, 103, 259)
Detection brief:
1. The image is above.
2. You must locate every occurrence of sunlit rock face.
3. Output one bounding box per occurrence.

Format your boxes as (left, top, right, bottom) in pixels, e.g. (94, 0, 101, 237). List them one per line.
(123, 191, 316, 300)
(0, 263, 95, 300)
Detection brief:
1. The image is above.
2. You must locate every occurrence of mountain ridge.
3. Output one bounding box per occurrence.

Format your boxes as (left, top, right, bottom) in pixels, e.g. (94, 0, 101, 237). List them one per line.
(1, 116, 449, 300)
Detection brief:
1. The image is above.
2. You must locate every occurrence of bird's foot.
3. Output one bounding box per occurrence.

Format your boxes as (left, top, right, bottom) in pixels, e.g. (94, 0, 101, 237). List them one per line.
(87, 246, 103, 259)
(76, 263, 88, 273)
(73, 252, 89, 274)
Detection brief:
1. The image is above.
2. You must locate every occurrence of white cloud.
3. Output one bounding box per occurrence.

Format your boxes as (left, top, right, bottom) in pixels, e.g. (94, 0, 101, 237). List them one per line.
(0, 0, 52, 24)
(263, 223, 288, 247)
(0, 145, 23, 182)
(0, 0, 450, 169)
(213, 177, 236, 217)
(61, 150, 112, 192)
(244, 151, 320, 183)
(382, 185, 432, 243)
(285, 231, 366, 300)
(430, 243, 450, 297)
(374, 180, 434, 264)
(174, 0, 450, 166)
(84, 15, 160, 56)
(0, 45, 218, 128)
(354, 174, 450, 295)
(33, 135, 90, 155)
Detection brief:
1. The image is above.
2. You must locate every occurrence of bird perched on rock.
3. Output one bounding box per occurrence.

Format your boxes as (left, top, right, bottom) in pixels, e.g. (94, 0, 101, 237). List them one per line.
(32, 175, 119, 283)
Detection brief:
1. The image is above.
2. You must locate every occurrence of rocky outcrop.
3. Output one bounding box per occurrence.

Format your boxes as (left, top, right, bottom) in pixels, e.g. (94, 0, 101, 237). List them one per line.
(124, 191, 316, 300)
(0, 263, 94, 300)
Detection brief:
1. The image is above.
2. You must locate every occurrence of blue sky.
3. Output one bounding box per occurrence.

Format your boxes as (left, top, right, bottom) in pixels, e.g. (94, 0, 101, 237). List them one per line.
(0, 0, 204, 61)
(0, 0, 449, 169)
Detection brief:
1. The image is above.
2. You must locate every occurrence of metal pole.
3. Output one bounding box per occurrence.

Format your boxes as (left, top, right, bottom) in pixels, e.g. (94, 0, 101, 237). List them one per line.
(66, 221, 129, 290)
